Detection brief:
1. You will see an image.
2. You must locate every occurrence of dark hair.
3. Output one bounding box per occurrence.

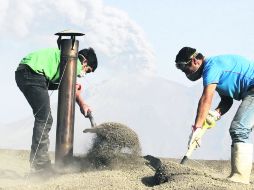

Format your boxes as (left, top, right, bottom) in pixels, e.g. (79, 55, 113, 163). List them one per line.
(175, 47, 204, 63)
(78, 47, 98, 72)
(175, 47, 196, 63)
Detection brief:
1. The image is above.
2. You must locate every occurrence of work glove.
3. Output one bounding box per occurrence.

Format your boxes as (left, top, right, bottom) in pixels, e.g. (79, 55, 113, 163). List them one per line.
(205, 110, 221, 129)
(188, 125, 202, 149)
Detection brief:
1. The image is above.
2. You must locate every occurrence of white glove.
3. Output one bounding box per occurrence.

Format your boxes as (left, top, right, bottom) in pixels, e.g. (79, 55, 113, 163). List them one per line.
(206, 110, 221, 128)
(188, 126, 202, 149)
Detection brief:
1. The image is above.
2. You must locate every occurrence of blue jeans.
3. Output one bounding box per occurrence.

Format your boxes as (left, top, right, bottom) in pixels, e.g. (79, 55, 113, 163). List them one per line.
(230, 90, 254, 145)
(15, 64, 53, 168)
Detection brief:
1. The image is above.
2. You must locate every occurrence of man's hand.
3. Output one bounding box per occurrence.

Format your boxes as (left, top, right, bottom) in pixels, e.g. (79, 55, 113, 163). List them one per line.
(75, 83, 92, 117)
(80, 103, 92, 117)
(206, 110, 221, 129)
(188, 126, 202, 149)
(76, 83, 83, 98)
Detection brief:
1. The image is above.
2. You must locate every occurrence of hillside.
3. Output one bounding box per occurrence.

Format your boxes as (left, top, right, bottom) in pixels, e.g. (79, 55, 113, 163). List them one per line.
(1, 73, 240, 160)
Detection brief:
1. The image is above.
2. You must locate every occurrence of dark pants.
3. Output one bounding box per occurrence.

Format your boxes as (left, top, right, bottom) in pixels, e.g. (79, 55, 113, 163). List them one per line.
(15, 64, 53, 169)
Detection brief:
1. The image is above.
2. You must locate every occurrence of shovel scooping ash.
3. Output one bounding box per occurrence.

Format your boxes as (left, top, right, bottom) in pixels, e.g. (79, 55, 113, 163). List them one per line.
(83, 121, 142, 168)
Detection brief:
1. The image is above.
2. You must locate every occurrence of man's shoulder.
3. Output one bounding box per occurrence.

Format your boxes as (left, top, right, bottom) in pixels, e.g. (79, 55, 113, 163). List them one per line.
(21, 47, 60, 65)
(33, 47, 60, 54)
(206, 54, 249, 63)
(23, 47, 56, 57)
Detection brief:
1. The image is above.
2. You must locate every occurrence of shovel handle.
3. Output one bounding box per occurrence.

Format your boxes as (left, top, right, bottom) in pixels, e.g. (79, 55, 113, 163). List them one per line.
(180, 127, 208, 165)
(87, 111, 96, 128)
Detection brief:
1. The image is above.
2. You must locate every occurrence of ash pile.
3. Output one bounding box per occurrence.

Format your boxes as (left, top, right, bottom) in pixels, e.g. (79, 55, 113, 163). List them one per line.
(84, 122, 142, 168)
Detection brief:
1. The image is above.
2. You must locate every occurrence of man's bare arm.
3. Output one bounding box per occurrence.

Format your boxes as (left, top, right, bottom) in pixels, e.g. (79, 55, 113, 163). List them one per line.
(195, 84, 217, 127)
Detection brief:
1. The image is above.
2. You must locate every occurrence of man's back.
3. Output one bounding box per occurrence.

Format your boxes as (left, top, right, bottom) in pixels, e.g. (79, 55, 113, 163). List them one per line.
(203, 55, 254, 100)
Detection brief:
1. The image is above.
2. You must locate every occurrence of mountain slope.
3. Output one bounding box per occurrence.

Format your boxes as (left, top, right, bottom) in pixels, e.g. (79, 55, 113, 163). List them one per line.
(1, 74, 240, 160)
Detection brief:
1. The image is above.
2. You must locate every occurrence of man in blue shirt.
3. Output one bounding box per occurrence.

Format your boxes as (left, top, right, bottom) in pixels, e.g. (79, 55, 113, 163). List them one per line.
(175, 47, 254, 184)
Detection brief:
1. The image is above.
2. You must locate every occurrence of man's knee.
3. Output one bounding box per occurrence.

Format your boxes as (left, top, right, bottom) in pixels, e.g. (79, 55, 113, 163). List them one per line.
(35, 112, 53, 125)
(229, 122, 251, 143)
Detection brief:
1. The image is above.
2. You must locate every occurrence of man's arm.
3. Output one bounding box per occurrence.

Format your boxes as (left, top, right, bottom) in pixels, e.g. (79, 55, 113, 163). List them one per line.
(215, 95, 233, 115)
(195, 84, 217, 127)
(76, 83, 91, 116)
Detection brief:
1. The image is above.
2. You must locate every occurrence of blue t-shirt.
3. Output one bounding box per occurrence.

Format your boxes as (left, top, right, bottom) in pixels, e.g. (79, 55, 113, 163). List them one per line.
(203, 55, 254, 100)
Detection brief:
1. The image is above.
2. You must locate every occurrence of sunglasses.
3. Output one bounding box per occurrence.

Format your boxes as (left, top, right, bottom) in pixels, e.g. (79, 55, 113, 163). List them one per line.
(175, 59, 192, 70)
(85, 65, 93, 73)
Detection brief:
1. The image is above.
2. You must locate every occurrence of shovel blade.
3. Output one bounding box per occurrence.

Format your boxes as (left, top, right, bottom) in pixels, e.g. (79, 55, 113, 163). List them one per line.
(180, 156, 188, 165)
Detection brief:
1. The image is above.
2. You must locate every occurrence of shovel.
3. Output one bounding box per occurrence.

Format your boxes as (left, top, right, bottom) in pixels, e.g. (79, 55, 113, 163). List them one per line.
(180, 127, 208, 164)
(180, 120, 213, 165)
(83, 111, 96, 133)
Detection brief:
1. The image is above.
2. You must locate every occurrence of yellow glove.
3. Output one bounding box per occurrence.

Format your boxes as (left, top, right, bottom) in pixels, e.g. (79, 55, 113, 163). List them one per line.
(205, 110, 221, 129)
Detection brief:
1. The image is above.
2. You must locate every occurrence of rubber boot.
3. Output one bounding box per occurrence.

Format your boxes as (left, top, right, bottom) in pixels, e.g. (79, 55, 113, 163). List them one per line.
(228, 143, 253, 184)
(228, 145, 234, 178)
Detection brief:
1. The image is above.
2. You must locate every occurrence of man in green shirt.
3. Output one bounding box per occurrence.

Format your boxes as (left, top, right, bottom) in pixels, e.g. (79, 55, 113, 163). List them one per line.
(15, 47, 98, 172)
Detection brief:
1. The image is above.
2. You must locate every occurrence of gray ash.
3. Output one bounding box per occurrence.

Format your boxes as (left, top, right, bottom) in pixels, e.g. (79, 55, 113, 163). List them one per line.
(84, 122, 141, 168)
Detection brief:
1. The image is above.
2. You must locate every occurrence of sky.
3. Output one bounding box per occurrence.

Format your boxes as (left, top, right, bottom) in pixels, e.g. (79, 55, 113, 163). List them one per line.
(103, 0, 254, 75)
(1, 0, 254, 158)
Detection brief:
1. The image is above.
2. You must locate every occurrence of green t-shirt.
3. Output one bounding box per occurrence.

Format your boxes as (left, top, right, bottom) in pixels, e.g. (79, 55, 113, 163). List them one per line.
(20, 48, 82, 82)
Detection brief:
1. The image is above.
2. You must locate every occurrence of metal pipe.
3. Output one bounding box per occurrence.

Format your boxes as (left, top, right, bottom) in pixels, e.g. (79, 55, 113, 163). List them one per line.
(55, 39, 79, 166)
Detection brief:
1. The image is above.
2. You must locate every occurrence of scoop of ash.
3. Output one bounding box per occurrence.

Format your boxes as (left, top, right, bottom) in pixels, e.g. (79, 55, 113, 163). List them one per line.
(84, 122, 142, 168)
(144, 155, 226, 187)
